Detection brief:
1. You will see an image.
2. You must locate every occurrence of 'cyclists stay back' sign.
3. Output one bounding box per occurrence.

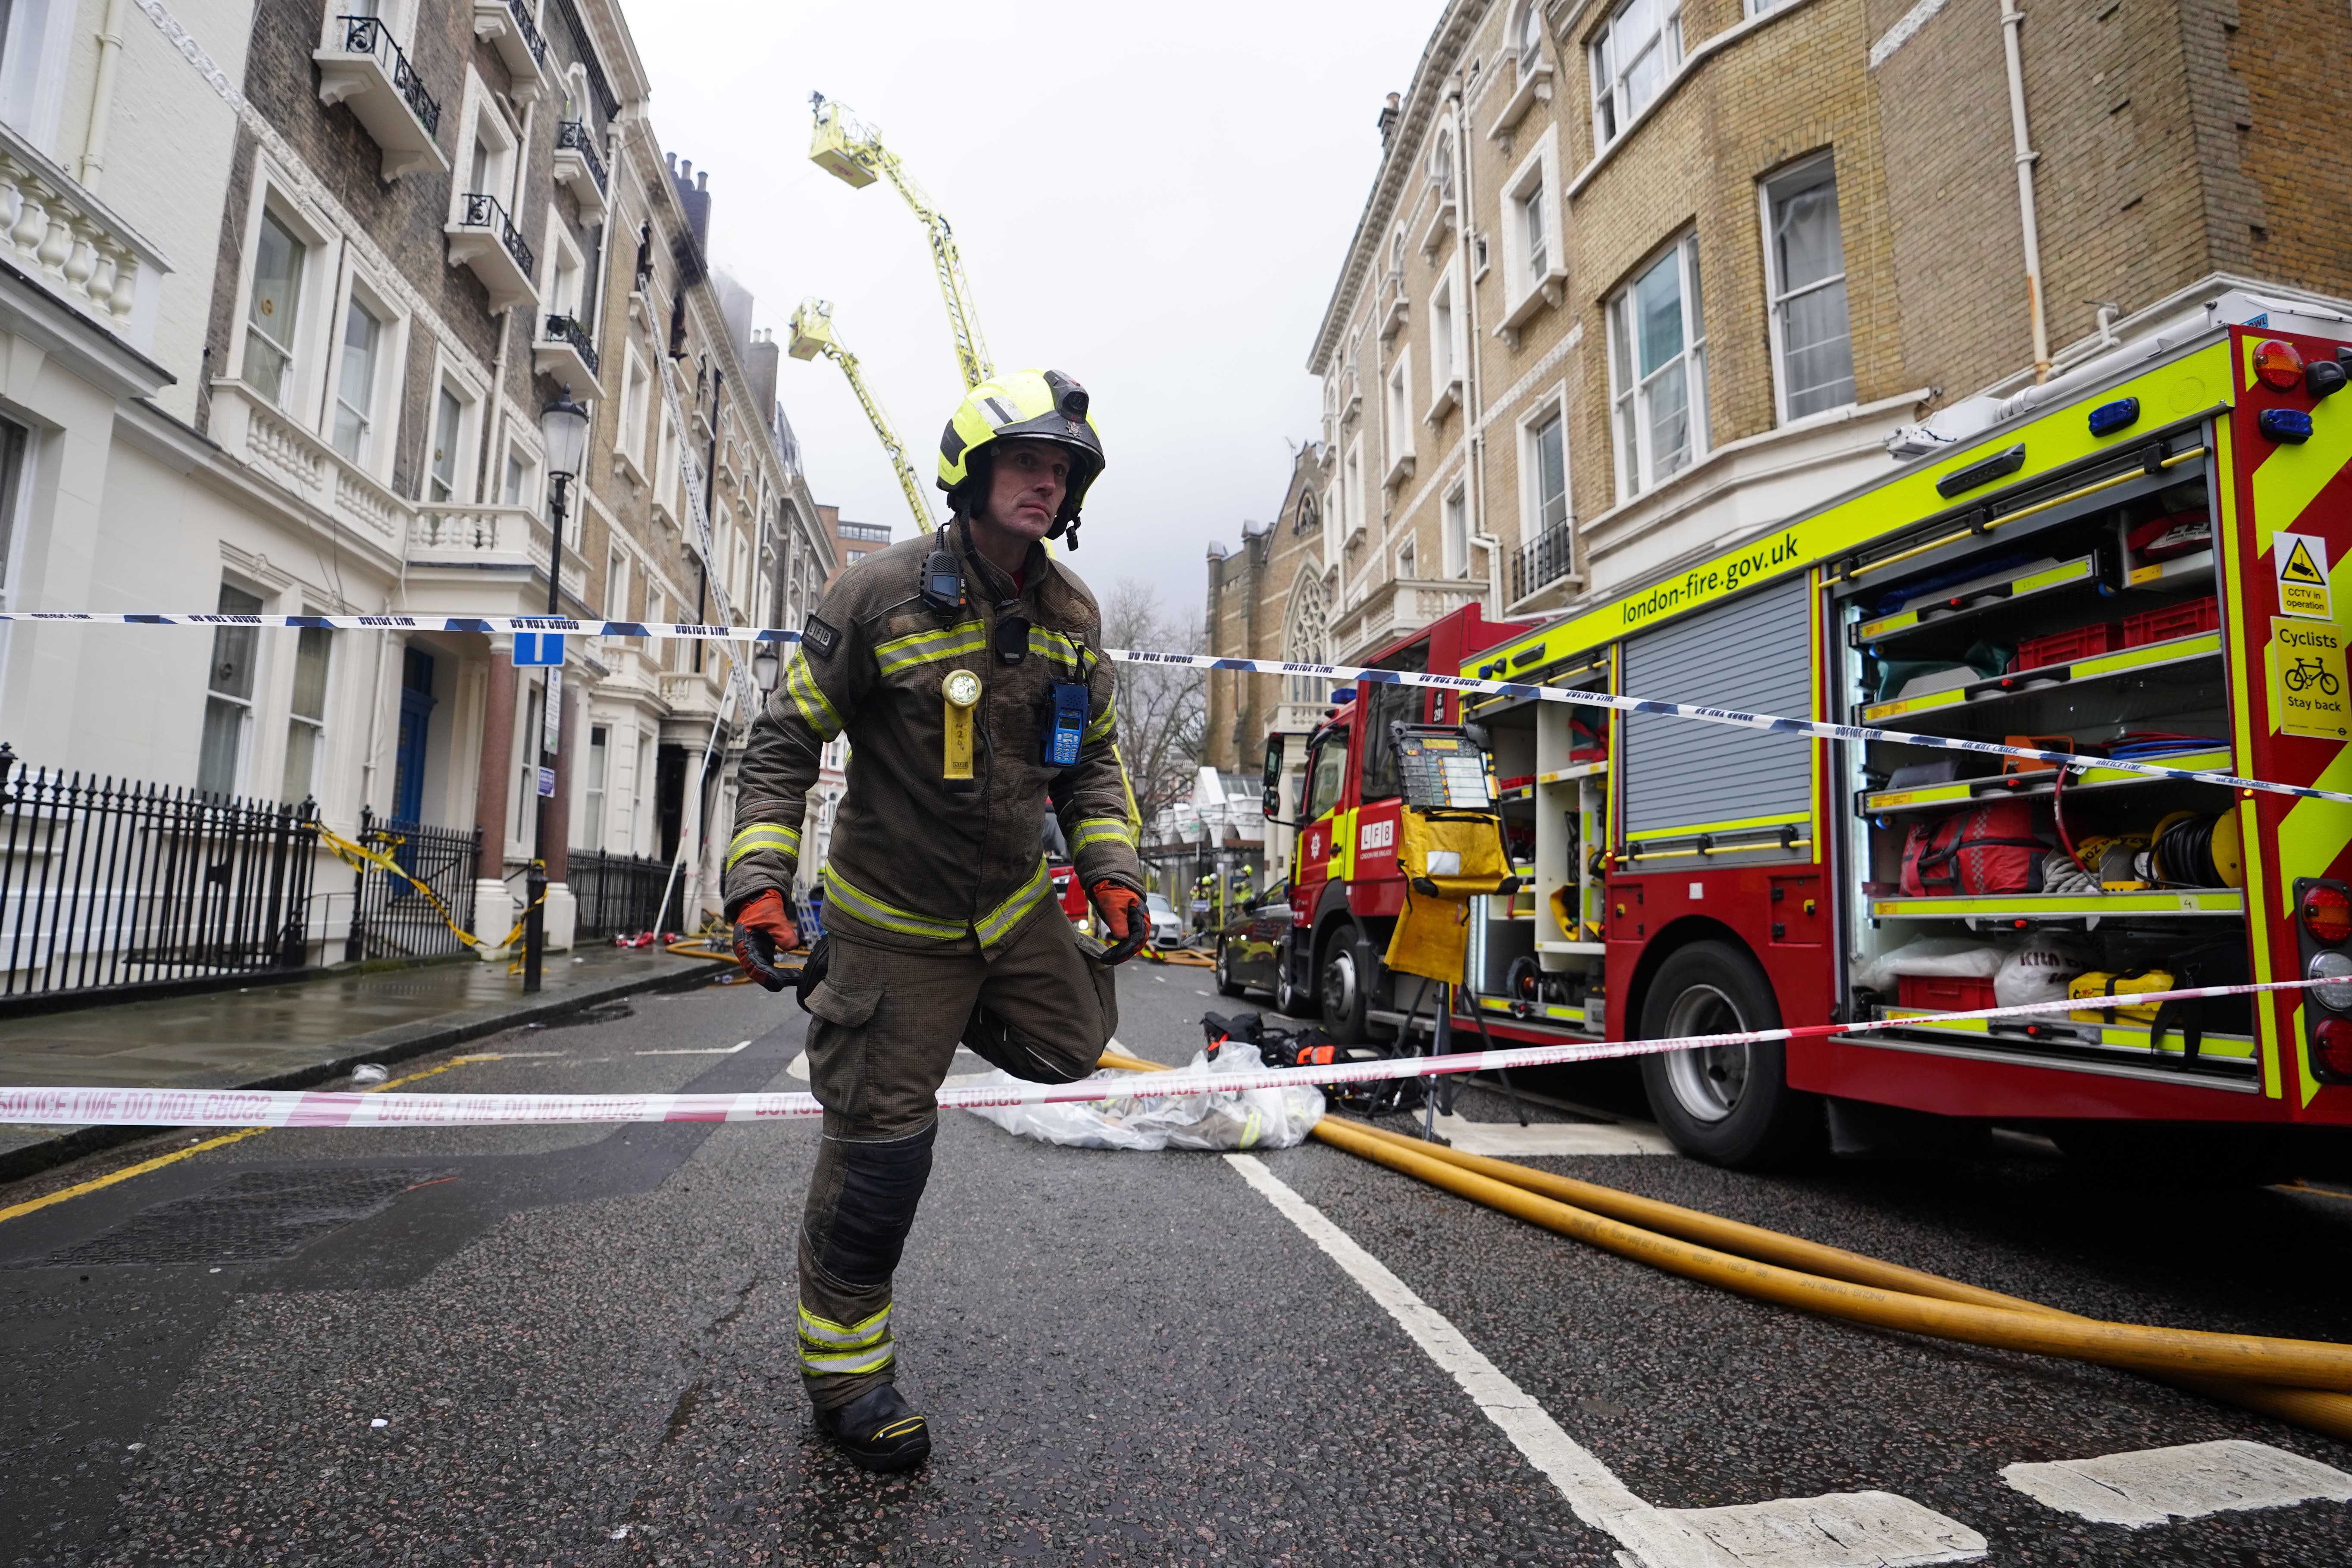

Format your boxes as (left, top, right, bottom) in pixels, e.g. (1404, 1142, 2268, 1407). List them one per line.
(2272, 618, 2350, 741)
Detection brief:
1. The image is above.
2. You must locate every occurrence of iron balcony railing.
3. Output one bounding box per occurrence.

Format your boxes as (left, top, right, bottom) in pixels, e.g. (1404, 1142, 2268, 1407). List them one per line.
(338, 16, 441, 137)
(0, 745, 319, 998)
(568, 850, 672, 938)
(1512, 521, 1575, 602)
(542, 313, 599, 376)
(458, 191, 535, 278)
(554, 119, 608, 192)
(505, 0, 548, 67)
(344, 807, 481, 961)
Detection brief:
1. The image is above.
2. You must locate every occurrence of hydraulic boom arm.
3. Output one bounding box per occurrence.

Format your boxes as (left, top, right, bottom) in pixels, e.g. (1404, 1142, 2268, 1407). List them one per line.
(808, 93, 994, 391)
(787, 298, 936, 532)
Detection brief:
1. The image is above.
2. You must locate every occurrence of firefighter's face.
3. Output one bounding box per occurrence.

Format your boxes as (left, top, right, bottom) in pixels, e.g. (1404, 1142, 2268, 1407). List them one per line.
(981, 441, 1070, 541)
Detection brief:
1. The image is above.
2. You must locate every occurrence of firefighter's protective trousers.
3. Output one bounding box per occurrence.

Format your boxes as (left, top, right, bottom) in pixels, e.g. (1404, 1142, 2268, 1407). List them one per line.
(795, 914, 1115, 1408)
(720, 527, 1144, 1410)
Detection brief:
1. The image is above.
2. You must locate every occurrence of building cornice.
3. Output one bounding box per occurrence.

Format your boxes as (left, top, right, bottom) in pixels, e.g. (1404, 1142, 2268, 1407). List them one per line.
(1307, 0, 1491, 377)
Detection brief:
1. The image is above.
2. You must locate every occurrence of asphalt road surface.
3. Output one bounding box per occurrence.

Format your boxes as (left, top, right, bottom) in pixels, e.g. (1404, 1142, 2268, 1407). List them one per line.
(5, 960, 2352, 1566)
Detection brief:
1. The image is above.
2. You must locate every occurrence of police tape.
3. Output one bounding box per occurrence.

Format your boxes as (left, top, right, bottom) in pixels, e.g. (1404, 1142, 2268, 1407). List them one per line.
(4, 610, 2344, 806)
(0, 976, 2328, 1129)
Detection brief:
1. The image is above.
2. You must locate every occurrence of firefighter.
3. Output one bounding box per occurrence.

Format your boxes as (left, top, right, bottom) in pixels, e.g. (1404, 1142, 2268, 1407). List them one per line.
(723, 369, 1146, 1472)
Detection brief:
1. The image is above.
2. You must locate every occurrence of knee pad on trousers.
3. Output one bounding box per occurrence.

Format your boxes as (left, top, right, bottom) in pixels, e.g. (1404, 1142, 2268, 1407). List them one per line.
(962, 1003, 1094, 1084)
(813, 1120, 936, 1287)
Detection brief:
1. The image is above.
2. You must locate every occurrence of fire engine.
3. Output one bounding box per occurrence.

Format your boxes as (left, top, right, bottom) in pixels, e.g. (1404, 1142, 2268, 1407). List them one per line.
(1261, 303, 2352, 1168)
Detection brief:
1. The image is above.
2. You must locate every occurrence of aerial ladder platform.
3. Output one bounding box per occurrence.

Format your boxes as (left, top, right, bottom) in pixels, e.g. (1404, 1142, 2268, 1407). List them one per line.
(787, 297, 936, 533)
(808, 93, 994, 392)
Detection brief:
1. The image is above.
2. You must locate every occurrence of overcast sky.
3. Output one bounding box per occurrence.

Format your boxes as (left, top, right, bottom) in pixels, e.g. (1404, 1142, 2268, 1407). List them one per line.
(625, 0, 1442, 626)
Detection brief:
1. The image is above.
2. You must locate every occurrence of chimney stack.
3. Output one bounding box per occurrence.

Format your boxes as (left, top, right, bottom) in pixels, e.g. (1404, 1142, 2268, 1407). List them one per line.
(671, 155, 713, 251)
(1377, 91, 1401, 147)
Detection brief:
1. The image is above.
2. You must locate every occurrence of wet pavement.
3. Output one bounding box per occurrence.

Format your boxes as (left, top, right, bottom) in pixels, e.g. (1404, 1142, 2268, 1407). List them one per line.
(0, 947, 705, 1175)
(2, 958, 2350, 1564)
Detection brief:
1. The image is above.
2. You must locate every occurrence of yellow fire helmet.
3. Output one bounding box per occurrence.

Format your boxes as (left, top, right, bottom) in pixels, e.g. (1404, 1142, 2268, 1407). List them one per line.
(937, 369, 1106, 546)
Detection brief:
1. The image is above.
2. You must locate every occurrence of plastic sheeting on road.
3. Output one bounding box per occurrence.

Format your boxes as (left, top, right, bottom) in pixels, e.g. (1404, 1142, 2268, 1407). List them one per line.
(960, 1043, 1323, 1152)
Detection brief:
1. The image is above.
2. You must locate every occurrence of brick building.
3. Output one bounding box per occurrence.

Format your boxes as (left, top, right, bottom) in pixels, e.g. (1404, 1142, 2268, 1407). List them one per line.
(0, 0, 838, 974)
(1213, 0, 2352, 743)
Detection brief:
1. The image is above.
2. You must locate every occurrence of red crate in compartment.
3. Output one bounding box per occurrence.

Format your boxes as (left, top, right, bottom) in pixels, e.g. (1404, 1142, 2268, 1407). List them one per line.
(2122, 596, 2221, 648)
(1898, 973, 1999, 1013)
(2012, 622, 2122, 672)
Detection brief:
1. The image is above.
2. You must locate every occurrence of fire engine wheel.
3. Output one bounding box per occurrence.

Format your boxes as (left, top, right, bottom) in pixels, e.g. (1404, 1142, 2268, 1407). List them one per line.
(1636, 941, 1823, 1170)
(1214, 942, 1249, 999)
(1320, 933, 1372, 1044)
(1275, 945, 1305, 1017)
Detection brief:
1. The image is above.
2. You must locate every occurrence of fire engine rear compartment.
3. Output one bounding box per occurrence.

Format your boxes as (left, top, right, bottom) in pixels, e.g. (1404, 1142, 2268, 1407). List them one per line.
(1822, 418, 2262, 1104)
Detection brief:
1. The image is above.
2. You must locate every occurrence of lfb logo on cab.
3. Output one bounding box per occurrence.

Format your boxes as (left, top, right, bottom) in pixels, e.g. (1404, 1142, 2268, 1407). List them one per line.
(1359, 819, 1395, 852)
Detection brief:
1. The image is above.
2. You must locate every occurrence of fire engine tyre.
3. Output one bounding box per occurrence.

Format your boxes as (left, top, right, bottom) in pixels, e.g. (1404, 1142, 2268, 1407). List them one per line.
(1275, 942, 1305, 1018)
(1637, 941, 1823, 1170)
(1214, 942, 1249, 999)
(1320, 930, 1373, 1044)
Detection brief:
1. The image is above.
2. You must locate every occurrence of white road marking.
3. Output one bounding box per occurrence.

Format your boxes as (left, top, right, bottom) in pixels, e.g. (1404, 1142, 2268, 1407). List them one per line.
(1433, 1112, 1679, 1157)
(2001, 1439, 2352, 1528)
(786, 1051, 809, 1081)
(636, 1040, 751, 1057)
(1226, 1155, 1986, 1568)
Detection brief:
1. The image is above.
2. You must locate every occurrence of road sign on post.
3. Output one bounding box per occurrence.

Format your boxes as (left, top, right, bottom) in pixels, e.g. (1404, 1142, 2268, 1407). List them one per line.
(514, 632, 565, 666)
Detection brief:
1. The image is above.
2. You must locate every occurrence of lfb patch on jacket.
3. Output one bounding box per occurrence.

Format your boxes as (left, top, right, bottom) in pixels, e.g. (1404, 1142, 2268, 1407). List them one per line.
(803, 614, 841, 661)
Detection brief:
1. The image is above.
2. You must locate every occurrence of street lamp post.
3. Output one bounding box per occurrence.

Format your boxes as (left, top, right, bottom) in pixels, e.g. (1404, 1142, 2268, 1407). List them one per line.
(522, 388, 592, 995)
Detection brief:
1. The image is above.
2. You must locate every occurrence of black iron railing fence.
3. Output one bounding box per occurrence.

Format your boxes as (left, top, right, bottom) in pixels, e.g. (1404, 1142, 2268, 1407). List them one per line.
(541, 313, 599, 376)
(345, 807, 480, 961)
(0, 745, 319, 998)
(338, 16, 441, 136)
(568, 850, 671, 937)
(458, 191, 535, 277)
(555, 119, 608, 192)
(1512, 522, 1575, 602)
(504, 0, 548, 66)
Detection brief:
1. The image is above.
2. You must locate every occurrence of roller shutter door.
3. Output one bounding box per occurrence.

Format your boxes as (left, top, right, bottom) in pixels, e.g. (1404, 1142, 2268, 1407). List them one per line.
(1621, 575, 1813, 842)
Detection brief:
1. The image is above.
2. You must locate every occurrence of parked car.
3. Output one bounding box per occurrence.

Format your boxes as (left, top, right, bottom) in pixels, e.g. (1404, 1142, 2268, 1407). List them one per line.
(1144, 892, 1185, 946)
(1214, 881, 1299, 1012)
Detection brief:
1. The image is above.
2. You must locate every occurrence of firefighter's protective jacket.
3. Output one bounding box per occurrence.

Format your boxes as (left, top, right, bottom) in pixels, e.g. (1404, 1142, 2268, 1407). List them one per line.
(722, 526, 1143, 953)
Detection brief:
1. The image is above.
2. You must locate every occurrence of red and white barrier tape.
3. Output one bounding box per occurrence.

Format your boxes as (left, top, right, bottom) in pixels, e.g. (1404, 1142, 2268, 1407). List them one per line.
(0, 977, 2325, 1129)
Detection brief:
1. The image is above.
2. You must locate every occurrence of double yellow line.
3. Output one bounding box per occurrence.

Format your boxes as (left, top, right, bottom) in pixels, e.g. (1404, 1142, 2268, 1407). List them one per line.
(0, 1055, 500, 1227)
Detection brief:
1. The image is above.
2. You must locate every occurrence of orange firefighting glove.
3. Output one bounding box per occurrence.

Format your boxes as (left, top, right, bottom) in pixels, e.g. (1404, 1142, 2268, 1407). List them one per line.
(731, 889, 801, 992)
(1090, 883, 1148, 966)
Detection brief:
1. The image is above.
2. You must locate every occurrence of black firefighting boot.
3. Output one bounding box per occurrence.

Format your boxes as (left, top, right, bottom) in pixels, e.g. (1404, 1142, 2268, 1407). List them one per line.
(814, 1382, 932, 1473)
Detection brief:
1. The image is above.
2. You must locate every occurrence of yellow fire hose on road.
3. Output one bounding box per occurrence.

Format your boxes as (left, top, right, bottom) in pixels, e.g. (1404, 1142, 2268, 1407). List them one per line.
(1092, 1049, 2352, 1440)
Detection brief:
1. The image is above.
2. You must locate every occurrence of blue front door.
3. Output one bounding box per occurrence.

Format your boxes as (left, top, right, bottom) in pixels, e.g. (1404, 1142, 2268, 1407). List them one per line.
(391, 648, 435, 825)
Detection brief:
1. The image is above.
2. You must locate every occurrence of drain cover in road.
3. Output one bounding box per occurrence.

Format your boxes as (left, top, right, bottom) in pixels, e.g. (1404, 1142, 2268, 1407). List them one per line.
(29, 1166, 452, 1267)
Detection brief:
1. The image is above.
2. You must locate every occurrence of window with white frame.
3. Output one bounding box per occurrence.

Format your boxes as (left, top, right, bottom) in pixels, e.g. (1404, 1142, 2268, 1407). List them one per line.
(198, 582, 264, 797)
(462, 102, 515, 213)
(1517, 1, 1546, 69)
(1442, 485, 1470, 578)
(502, 444, 538, 507)
(1385, 351, 1414, 479)
(1429, 126, 1454, 200)
(427, 382, 469, 502)
(329, 294, 383, 463)
(621, 349, 651, 461)
(1428, 275, 1458, 407)
(1499, 131, 1562, 314)
(1762, 157, 1855, 421)
(1525, 409, 1568, 541)
(1343, 445, 1363, 537)
(583, 725, 608, 850)
(281, 625, 332, 801)
(1608, 235, 1707, 495)
(242, 210, 306, 406)
(1396, 538, 1416, 579)
(1591, 0, 1683, 146)
(607, 547, 628, 617)
(543, 224, 584, 322)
